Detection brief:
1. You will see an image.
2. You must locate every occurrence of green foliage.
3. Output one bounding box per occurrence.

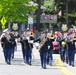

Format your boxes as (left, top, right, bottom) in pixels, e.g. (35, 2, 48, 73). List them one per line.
(43, 0, 55, 14)
(55, 0, 65, 13)
(68, 13, 76, 18)
(55, 0, 76, 25)
(0, 0, 37, 23)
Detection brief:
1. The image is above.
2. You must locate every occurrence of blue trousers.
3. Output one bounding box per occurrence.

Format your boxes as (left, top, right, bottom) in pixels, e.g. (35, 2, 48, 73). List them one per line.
(60, 48, 66, 62)
(68, 50, 75, 65)
(4, 48, 12, 63)
(65, 50, 69, 64)
(40, 52, 47, 68)
(11, 47, 15, 59)
(22, 48, 26, 60)
(61, 48, 66, 62)
(48, 49, 53, 64)
(24, 49, 32, 63)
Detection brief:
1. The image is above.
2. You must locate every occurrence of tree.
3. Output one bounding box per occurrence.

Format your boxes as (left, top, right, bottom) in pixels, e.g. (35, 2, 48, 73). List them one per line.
(0, 0, 37, 23)
(43, 0, 55, 14)
(55, 0, 76, 25)
(35, 0, 41, 30)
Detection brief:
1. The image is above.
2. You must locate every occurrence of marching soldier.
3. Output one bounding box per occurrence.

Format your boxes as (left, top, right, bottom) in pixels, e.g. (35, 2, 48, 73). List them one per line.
(1, 30, 13, 65)
(9, 31, 17, 59)
(56, 32, 67, 62)
(48, 34, 54, 65)
(65, 32, 72, 64)
(20, 30, 28, 63)
(67, 36, 76, 67)
(20, 30, 33, 65)
(34, 32, 49, 69)
(59, 38, 67, 62)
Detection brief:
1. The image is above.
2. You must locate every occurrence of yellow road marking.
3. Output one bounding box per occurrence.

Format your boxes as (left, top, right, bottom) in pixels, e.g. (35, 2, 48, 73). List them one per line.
(55, 58, 74, 75)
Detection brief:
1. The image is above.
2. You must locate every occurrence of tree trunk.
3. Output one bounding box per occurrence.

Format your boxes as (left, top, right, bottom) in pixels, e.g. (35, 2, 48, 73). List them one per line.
(66, 0, 68, 24)
(36, 0, 41, 31)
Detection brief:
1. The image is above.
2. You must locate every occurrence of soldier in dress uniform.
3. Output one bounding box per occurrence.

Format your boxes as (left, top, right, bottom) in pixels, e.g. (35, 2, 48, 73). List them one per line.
(1, 30, 13, 65)
(34, 31, 49, 69)
(9, 31, 17, 59)
(67, 34, 76, 67)
(47, 34, 54, 65)
(56, 32, 65, 61)
(65, 32, 72, 64)
(20, 30, 28, 63)
(20, 30, 33, 65)
(59, 38, 67, 62)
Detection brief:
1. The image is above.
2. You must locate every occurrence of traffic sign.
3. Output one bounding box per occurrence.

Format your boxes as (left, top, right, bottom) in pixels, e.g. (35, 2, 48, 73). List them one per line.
(1, 17, 7, 26)
(1, 17, 7, 29)
(2, 25, 5, 29)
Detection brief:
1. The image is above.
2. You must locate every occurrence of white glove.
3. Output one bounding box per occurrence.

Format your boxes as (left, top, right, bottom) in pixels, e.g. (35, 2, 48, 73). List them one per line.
(28, 40, 34, 43)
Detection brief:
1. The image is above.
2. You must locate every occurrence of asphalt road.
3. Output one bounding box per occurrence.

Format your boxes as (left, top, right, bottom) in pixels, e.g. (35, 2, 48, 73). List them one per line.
(0, 43, 76, 75)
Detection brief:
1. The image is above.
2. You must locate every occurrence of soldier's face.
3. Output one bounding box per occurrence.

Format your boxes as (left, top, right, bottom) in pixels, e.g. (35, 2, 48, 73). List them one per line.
(41, 33, 46, 37)
(24, 31, 27, 34)
(6, 31, 10, 34)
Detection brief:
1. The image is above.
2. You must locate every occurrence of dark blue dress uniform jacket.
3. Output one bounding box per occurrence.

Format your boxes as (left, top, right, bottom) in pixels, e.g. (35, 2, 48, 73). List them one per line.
(34, 37, 49, 53)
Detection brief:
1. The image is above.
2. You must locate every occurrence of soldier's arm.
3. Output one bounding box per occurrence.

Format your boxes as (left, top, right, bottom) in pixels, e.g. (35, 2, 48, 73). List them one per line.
(34, 38, 41, 43)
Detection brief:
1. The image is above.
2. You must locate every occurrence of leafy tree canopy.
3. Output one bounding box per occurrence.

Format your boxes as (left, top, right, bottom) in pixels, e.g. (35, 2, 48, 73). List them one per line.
(55, 0, 76, 25)
(43, 0, 55, 14)
(0, 0, 38, 23)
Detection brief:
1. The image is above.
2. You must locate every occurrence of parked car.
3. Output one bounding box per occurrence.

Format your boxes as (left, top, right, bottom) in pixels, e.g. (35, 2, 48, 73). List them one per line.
(52, 41, 59, 53)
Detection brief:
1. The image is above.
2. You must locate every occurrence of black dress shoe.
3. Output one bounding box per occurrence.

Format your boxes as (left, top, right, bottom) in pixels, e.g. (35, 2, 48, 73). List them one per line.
(28, 62, 31, 65)
(72, 65, 75, 67)
(12, 56, 14, 59)
(43, 67, 46, 69)
(24, 61, 27, 64)
(7, 62, 11, 65)
(69, 62, 71, 66)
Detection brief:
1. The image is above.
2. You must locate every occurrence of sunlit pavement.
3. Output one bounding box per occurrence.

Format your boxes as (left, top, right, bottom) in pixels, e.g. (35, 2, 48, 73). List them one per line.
(0, 43, 76, 75)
